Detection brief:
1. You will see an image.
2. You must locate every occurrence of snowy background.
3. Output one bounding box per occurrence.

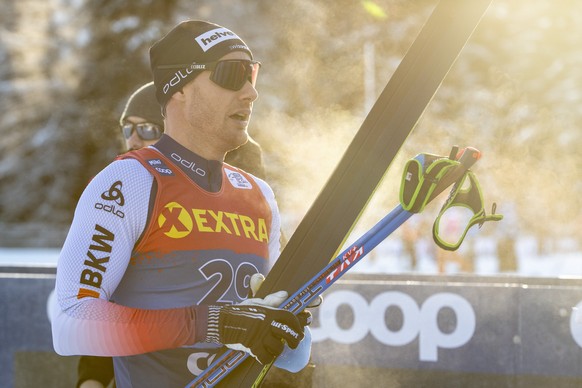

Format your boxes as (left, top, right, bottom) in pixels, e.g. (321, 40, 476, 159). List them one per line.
(1, 0, 582, 279)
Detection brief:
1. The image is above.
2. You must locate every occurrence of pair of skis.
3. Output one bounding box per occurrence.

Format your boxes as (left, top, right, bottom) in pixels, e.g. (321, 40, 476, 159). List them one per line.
(188, 145, 500, 387)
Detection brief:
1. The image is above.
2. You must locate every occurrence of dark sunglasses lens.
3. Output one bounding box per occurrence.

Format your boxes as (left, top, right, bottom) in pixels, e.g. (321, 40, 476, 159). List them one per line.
(135, 124, 163, 140)
(211, 61, 259, 91)
(122, 123, 134, 139)
(122, 123, 162, 140)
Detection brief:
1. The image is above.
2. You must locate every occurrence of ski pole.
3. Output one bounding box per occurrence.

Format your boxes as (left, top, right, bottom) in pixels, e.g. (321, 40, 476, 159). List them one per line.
(187, 147, 480, 388)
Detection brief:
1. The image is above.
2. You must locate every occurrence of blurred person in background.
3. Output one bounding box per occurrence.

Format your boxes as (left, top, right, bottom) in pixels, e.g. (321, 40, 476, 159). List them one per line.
(76, 82, 163, 388)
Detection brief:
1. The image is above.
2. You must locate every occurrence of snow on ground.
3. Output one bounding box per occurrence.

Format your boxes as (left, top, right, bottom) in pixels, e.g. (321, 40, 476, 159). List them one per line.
(0, 247, 61, 267)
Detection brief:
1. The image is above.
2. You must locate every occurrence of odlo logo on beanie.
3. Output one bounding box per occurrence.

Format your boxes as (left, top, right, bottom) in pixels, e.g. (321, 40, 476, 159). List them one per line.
(195, 27, 242, 52)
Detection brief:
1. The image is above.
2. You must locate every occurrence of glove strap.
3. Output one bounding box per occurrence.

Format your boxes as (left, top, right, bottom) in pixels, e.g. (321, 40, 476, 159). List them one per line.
(432, 170, 503, 251)
(399, 146, 503, 252)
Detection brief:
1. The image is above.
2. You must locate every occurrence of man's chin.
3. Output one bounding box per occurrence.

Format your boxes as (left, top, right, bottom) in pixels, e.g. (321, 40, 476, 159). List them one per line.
(230, 132, 249, 151)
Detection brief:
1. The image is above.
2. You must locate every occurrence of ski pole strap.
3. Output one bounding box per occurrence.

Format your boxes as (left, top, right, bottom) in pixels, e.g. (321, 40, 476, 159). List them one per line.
(400, 152, 461, 213)
(432, 170, 503, 251)
(399, 146, 503, 251)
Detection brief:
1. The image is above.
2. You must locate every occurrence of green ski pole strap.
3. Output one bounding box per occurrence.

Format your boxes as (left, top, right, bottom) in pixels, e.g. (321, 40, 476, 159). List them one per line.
(399, 147, 503, 252)
(400, 152, 460, 213)
(432, 170, 503, 251)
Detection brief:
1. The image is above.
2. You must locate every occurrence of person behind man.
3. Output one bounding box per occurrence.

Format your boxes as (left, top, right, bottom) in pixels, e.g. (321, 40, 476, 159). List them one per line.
(76, 82, 164, 388)
(54, 20, 311, 388)
(119, 82, 165, 151)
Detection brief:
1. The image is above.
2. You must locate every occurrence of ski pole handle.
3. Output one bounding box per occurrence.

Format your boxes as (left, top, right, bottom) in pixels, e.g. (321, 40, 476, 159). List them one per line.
(427, 146, 480, 204)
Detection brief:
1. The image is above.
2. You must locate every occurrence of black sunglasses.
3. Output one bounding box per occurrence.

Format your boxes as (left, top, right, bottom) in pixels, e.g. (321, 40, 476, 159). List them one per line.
(121, 122, 163, 141)
(158, 59, 261, 91)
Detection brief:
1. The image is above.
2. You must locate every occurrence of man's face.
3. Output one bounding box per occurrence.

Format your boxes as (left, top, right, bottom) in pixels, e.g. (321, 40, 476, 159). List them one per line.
(180, 51, 259, 155)
(122, 116, 162, 151)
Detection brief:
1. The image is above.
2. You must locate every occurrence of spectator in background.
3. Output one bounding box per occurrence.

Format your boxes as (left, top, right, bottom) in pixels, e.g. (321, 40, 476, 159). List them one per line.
(76, 82, 164, 388)
(497, 202, 518, 272)
(118, 82, 165, 152)
(435, 207, 475, 274)
(400, 221, 419, 271)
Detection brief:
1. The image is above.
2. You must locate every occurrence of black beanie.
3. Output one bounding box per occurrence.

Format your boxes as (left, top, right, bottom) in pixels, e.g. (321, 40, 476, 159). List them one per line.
(119, 82, 164, 128)
(149, 20, 253, 108)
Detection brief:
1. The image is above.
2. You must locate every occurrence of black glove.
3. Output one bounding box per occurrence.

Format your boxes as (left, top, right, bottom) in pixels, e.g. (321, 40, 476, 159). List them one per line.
(205, 304, 305, 364)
